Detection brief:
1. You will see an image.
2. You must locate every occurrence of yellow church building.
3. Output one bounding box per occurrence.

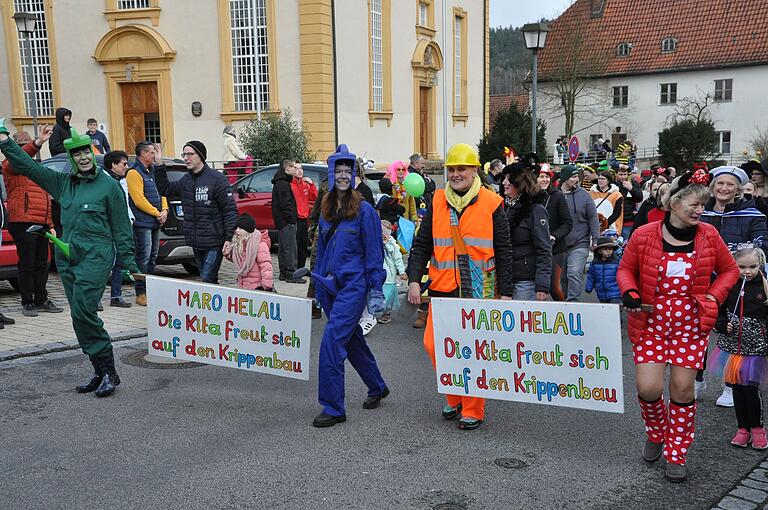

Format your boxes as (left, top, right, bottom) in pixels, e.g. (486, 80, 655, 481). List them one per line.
(0, 0, 489, 163)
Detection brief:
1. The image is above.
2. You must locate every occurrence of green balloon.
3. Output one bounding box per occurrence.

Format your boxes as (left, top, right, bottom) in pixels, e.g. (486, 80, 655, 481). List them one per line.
(403, 173, 425, 198)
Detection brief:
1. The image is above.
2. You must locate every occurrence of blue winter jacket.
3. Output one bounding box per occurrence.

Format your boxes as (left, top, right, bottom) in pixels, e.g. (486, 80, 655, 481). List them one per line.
(316, 200, 386, 304)
(585, 253, 621, 301)
(701, 197, 767, 253)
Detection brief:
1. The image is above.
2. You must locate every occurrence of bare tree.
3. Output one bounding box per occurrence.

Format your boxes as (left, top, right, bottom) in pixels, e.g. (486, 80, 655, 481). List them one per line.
(536, 25, 624, 138)
(748, 125, 768, 159)
(666, 91, 714, 125)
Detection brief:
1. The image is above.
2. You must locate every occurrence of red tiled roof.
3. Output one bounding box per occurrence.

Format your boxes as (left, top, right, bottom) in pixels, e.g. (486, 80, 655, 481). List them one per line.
(537, 0, 768, 80)
(489, 93, 529, 130)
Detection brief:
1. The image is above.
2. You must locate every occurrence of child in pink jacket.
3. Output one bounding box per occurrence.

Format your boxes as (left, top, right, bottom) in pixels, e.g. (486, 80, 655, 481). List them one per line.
(222, 214, 274, 292)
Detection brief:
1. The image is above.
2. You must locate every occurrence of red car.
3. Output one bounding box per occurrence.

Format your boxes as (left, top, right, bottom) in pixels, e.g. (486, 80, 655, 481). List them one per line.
(232, 163, 328, 234)
(0, 176, 22, 290)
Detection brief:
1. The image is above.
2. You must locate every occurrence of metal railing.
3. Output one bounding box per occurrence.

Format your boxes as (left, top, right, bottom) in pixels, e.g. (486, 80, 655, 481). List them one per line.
(548, 148, 749, 168)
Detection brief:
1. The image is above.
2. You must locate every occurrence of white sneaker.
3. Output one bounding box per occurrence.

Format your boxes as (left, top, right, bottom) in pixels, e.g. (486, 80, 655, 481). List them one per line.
(716, 386, 735, 407)
(694, 379, 707, 399)
(359, 317, 377, 336)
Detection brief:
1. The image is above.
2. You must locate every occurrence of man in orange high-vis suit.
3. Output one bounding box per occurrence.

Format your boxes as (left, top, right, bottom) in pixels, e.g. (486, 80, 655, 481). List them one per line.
(406, 143, 515, 430)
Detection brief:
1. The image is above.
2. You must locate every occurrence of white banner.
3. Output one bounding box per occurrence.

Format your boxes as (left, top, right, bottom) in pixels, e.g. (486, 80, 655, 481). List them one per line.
(432, 298, 624, 413)
(146, 276, 312, 380)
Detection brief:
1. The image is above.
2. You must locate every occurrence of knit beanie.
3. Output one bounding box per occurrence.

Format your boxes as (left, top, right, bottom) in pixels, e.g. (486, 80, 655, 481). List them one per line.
(185, 140, 207, 161)
(559, 165, 578, 181)
(236, 214, 256, 233)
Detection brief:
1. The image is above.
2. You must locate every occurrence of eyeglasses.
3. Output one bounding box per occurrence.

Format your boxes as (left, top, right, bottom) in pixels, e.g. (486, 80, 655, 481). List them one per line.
(181, 152, 196, 158)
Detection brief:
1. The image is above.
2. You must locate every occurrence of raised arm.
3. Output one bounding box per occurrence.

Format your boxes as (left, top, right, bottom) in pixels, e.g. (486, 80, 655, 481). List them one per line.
(0, 123, 64, 200)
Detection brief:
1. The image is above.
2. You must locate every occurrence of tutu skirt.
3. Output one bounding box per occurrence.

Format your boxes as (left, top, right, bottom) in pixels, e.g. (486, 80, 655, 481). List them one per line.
(382, 282, 400, 312)
(709, 346, 768, 386)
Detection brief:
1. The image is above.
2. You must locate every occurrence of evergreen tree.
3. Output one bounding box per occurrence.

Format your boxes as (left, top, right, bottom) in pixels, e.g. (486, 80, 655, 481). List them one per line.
(478, 103, 547, 163)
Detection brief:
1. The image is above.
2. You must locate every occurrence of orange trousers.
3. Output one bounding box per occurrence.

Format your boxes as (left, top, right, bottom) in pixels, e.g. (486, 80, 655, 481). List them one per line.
(423, 305, 486, 421)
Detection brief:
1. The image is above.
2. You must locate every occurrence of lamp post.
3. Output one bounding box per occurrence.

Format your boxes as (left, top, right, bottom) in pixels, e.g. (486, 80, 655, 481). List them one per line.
(12, 11, 38, 138)
(522, 22, 550, 155)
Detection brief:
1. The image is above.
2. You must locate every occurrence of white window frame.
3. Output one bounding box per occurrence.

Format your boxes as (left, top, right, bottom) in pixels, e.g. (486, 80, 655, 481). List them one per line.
(117, 0, 150, 8)
(418, 2, 428, 27)
(717, 130, 732, 154)
(612, 86, 628, 107)
(616, 42, 631, 57)
(370, 0, 384, 111)
(714, 79, 733, 102)
(454, 16, 462, 112)
(13, 0, 55, 117)
(660, 83, 677, 105)
(229, 0, 270, 113)
(661, 37, 677, 53)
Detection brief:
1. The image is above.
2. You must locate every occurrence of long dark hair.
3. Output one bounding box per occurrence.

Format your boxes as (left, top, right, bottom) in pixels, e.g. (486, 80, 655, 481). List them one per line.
(321, 187, 363, 221)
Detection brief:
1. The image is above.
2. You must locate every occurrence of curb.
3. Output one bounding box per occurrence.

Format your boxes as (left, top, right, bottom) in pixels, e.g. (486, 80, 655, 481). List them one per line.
(0, 329, 147, 362)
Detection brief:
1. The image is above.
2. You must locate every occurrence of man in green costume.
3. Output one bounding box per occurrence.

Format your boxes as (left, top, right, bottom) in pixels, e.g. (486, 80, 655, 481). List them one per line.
(0, 119, 139, 397)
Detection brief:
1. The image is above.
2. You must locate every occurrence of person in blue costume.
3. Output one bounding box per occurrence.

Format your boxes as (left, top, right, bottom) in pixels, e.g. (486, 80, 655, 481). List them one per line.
(312, 144, 390, 428)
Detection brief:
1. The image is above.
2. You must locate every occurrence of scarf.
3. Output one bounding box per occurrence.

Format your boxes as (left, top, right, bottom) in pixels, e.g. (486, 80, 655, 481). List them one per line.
(444, 174, 482, 213)
(230, 229, 262, 279)
(664, 212, 697, 242)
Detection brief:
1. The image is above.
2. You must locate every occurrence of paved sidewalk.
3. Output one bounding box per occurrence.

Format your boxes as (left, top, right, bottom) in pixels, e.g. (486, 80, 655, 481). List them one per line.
(0, 254, 311, 361)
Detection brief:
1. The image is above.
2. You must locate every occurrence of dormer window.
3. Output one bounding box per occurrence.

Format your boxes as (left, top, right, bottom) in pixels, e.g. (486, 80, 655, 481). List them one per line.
(617, 42, 631, 57)
(662, 37, 678, 53)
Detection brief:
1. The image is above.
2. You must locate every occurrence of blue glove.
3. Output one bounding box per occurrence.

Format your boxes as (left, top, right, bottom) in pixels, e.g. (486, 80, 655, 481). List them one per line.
(0, 118, 8, 136)
(367, 289, 386, 316)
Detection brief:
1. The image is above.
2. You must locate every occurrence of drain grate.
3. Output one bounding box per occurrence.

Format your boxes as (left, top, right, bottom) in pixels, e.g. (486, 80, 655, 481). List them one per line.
(433, 505, 466, 510)
(121, 349, 206, 369)
(494, 457, 527, 470)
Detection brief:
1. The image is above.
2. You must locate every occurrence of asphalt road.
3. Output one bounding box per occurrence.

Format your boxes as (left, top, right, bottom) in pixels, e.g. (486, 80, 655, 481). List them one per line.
(1, 300, 766, 510)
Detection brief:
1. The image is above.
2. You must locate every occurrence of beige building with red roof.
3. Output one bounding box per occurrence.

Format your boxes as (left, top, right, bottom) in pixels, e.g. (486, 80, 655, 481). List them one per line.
(535, 0, 768, 160)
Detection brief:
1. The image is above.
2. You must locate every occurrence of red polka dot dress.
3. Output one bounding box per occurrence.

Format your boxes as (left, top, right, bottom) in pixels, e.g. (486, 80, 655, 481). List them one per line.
(635, 250, 701, 466)
(634, 252, 705, 368)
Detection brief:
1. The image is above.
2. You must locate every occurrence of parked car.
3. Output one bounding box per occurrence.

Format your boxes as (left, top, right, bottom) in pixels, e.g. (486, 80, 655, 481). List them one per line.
(0, 174, 22, 290)
(42, 154, 199, 274)
(232, 163, 383, 238)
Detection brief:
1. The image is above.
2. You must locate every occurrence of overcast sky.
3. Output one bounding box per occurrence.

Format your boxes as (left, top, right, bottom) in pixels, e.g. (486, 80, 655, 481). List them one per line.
(490, 0, 576, 28)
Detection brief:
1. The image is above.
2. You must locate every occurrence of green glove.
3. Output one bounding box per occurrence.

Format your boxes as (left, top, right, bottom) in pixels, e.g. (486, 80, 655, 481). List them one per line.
(121, 270, 135, 282)
(0, 118, 8, 136)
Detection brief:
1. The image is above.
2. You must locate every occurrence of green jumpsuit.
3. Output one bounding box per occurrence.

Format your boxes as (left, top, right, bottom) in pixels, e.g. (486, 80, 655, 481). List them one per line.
(0, 138, 138, 357)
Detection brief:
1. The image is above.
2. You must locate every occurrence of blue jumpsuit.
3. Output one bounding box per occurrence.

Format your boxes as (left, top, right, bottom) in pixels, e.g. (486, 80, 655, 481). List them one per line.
(315, 201, 388, 417)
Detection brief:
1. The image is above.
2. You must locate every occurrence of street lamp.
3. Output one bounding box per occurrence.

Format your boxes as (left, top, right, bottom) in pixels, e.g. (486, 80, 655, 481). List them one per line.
(12, 11, 39, 138)
(522, 22, 550, 155)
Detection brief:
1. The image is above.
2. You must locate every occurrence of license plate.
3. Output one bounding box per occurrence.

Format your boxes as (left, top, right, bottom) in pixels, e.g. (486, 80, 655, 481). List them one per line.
(175, 205, 184, 217)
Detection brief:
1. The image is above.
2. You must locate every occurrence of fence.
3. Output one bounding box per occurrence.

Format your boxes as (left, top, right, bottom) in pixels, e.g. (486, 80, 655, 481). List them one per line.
(548, 148, 749, 168)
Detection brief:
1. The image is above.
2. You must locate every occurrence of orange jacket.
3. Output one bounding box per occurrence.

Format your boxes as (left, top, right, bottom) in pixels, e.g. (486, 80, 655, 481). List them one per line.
(428, 188, 502, 295)
(2, 141, 52, 227)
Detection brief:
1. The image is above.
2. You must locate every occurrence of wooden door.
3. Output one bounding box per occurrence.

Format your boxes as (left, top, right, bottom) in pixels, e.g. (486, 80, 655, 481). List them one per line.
(419, 87, 430, 157)
(121, 82, 160, 153)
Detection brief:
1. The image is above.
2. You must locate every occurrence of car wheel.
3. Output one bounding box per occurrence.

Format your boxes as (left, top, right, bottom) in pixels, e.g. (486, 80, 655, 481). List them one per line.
(8, 278, 19, 291)
(182, 263, 200, 275)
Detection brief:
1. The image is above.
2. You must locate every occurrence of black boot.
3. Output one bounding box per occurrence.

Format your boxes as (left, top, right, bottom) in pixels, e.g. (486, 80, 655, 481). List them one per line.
(75, 358, 103, 393)
(95, 351, 121, 397)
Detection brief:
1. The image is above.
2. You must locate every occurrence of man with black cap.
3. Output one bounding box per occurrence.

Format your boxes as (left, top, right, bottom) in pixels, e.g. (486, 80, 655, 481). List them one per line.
(155, 140, 238, 283)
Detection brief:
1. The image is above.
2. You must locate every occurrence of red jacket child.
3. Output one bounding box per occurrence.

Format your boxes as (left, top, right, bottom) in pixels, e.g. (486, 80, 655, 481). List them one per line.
(222, 215, 274, 291)
(617, 221, 739, 344)
(291, 174, 318, 220)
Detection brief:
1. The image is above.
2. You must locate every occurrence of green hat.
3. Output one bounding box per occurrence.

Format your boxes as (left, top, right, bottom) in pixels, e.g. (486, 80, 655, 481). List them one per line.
(598, 160, 610, 172)
(63, 128, 95, 175)
(559, 165, 578, 181)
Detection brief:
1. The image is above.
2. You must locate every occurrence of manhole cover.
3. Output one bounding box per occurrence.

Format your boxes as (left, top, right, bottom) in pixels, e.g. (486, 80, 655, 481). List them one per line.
(433, 505, 466, 510)
(494, 457, 527, 470)
(121, 349, 206, 369)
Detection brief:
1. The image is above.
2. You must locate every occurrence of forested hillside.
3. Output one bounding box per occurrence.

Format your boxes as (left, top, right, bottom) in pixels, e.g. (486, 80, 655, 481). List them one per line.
(490, 23, 548, 95)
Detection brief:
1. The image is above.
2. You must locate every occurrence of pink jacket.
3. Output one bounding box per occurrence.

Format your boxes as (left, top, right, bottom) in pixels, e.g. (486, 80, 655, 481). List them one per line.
(223, 229, 274, 290)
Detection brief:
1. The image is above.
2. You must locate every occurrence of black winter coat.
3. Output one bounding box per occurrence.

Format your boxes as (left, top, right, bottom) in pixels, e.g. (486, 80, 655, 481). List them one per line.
(49, 107, 72, 156)
(376, 195, 405, 224)
(271, 170, 297, 229)
(537, 188, 572, 254)
(507, 198, 552, 292)
(356, 181, 375, 206)
(618, 180, 643, 224)
(701, 197, 768, 253)
(155, 164, 238, 249)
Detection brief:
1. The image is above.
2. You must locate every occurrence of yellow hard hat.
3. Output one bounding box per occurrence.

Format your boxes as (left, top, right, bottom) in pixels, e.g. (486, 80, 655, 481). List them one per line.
(445, 143, 480, 167)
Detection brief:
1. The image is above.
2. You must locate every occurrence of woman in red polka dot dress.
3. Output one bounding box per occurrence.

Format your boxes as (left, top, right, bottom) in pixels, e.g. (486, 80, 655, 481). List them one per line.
(618, 169, 739, 482)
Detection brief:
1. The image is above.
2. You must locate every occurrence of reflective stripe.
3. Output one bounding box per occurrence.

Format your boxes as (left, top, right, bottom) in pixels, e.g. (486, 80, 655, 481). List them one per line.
(432, 236, 493, 248)
(464, 237, 494, 248)
(430, 256, 496, 271)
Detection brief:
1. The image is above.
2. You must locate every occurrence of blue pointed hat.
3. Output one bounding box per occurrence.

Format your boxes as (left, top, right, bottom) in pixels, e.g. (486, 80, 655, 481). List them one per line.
(326, 144, 357, 190)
